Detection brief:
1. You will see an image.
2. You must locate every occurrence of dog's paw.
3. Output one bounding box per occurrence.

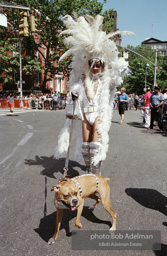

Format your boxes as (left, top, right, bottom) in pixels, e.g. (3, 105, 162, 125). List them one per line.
(75, 222, 82, 229)
(48, 237, 55, 245)
(109, 227, 116, 231)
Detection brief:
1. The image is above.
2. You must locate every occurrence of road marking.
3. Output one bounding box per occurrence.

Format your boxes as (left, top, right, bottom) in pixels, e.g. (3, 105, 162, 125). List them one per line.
(0, 147, 18, 165)
(15, 153, 27, 167)
(26, 124, 33, 130)
(0, 132, 33, 165)
(17, 133, 33, 146)
(14, 119, 24, 123)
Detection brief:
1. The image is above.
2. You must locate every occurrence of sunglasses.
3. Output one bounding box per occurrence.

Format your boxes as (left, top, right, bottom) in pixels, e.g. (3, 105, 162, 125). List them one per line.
(90, 63, 102, 68)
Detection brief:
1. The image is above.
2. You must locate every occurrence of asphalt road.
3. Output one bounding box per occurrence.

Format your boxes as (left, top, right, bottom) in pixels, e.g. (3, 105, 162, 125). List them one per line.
(0, 108, 167, 256)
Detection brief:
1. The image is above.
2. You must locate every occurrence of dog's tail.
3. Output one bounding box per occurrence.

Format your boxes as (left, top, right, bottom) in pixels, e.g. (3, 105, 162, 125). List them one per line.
(105, 178, 110, 182)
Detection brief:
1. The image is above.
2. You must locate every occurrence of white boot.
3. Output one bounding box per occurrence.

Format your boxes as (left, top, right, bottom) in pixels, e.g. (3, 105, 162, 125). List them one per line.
(90, 142, 102, 175)
(81, 142, 91, 173)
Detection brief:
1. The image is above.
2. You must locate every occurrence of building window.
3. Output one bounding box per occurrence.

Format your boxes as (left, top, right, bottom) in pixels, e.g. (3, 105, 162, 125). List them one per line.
(35, 71, 39, 88)
(55, 74, 64, 93)
(161, 51, 166, 56)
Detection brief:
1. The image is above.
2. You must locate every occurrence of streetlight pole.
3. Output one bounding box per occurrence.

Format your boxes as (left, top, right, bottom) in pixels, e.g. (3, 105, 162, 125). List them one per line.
(153, 48, 158, 89)
(19, 38, 23, 107)
(145, 63, 149, 91)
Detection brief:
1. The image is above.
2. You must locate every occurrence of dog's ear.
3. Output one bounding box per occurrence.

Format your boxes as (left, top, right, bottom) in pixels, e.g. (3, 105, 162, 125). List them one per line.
(51, 185, 60, 192)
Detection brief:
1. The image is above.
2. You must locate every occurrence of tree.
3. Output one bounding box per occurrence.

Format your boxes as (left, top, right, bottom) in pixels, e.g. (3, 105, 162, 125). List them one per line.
(9, 0, 109, 91)
(157, 55, 167, 88)
(0, 40, 19, 90)
(102, 9, 115, 34)
(122, 45, 167, 94)
(0, 7, 42, 92)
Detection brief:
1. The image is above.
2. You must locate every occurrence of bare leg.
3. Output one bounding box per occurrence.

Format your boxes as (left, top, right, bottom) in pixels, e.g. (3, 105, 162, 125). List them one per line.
(120, 114, 125, 125)
(82, 114, 93, 142)
(92, 116, 101, 142)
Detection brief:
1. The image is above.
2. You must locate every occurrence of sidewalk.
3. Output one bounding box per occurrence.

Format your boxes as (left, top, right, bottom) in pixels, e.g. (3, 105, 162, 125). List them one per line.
(0, 108, 54, 116)
(0, 108, 60, 116)
(0, 108, 35, 116)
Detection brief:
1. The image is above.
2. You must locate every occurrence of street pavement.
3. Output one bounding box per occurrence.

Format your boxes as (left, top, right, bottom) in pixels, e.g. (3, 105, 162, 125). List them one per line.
(0, 108, 166, 256)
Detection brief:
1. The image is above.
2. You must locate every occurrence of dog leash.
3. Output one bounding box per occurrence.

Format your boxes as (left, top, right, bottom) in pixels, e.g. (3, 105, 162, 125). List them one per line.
(63, 99, 76, 177)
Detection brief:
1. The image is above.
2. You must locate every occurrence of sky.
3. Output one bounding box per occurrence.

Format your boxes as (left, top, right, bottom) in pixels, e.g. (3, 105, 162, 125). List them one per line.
(99, 0, 167, 47)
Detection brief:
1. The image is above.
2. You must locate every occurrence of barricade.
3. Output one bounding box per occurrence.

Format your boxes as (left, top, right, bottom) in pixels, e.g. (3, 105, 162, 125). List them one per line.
(0, 98, 31, 109)
(0, 99, 9, 108)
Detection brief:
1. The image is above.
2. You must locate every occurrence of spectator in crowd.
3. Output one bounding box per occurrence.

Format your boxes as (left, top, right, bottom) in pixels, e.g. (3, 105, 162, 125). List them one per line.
(118, 87, 129, 125)
(150, 86, 164, 130)
(52, 92, 59, 110)
(128, 95, 133, 110)
(162, 88, 167, 129)
(57, 91, 61, 99)
(134, 93, 139, 110)
(8, 93, 14, 112)
(143, 87, 152, 128)
(0, 92, 68, 111)
(162, 88, 167, 100)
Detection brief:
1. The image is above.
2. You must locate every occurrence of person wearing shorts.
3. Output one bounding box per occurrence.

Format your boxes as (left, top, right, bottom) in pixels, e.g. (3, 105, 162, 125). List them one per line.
(8, 93, 14, 113)
(118, 88, 129, 124)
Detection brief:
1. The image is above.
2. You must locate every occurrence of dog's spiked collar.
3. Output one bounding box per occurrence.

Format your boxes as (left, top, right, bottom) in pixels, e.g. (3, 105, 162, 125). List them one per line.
(71, 174, 99, 197)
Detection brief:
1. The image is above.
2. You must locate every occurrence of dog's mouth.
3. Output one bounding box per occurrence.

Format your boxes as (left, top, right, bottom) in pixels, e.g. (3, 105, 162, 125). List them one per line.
(61, 200, 77, 211)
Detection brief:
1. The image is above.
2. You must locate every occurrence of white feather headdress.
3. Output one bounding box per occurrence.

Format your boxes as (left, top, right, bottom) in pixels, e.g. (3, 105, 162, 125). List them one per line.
(59, 14, 133, 65)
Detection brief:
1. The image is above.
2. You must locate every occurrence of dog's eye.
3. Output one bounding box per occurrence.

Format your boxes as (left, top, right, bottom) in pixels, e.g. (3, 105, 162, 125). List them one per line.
(64, 194, 70, 199)
(74, 191, 77, 196)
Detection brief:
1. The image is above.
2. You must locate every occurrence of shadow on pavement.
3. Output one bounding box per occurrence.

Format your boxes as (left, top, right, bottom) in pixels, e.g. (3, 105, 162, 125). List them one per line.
(111, 120, 120, 124)
(125, 188, 167, 216)
(127, 121, 145, 129)
(125, 188, 167, 256)
(25, 156, 85, 179)
(34, 206, 112, 243)
(127, 122, 166, 136)
(153, 244, 167, 256)
(6, 114, 19, 116)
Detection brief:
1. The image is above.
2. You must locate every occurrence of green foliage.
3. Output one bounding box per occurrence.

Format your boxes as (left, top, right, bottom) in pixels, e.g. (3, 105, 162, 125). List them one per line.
(0, 0, 113, 92)
(122, 45, 167, 94)
(0, 5, 42, 90)
(103, 9, 115, 34)
(0, 40, 19, 87)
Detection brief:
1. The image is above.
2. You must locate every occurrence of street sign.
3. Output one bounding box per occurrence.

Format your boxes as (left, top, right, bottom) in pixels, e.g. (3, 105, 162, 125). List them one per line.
(0, 13, 7, 27)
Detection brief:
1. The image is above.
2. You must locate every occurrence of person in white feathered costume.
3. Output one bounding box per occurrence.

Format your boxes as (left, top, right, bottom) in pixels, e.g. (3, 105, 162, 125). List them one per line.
(54, 14, 134, 175)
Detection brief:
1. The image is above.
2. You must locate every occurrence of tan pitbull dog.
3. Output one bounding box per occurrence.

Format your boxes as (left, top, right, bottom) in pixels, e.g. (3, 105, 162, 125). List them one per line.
(48, 174, 117, 245)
